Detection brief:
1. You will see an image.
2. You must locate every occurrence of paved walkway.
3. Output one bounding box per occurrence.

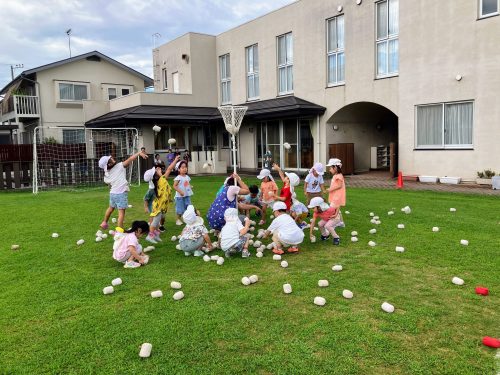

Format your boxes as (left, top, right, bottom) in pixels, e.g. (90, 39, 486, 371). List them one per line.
(344, 173, 499, 196)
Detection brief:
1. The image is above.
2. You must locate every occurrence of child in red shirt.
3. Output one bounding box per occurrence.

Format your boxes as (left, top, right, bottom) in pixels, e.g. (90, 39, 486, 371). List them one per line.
(308, 196, 343, 245)
(272, 163, 300, 210)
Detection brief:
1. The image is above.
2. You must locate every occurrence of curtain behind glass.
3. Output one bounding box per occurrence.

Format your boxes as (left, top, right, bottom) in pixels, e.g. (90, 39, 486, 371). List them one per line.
(59, 83, 72, 100)
(286, 33, 293, 63)
(445, 103, 473, 145)
(388, 39, 399, 73)
(337, 15, 345, 49)
(278, 36, 286, 65)
(388, 0, 399, 35)
(417, 105, 442, 146)
(327, 19, 336, 52)
(377, 1, 388, 39)
(377, 42, 388, 76)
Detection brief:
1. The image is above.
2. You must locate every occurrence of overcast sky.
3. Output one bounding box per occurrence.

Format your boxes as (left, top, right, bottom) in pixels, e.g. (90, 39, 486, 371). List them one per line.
(0, 0, 294, 89)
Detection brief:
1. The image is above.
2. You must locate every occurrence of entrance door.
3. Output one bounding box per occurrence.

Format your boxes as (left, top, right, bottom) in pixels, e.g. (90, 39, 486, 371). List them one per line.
(328, 143, 354, 175)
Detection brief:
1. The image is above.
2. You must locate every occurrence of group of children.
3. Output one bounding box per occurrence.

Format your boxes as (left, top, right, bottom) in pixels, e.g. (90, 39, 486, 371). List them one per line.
(98, 150, 345, 268)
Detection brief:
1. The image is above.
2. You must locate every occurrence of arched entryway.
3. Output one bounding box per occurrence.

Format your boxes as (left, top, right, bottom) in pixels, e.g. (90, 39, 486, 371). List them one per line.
(326, 102, 398, 177)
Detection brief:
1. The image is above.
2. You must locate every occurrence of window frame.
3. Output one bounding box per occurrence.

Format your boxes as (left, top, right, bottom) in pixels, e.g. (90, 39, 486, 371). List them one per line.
(375, 0, 399, 79)
(245, 44, 260, 101)
(479, 0, 499, 18)
(326, 15, 345, 87)
(56, 80, 90, 102)
(277, 32, 294, 95)
(414, 100, 474, 150)
(219, 53, 231, 104)
(172, 71, 179, 93)
(107, 87, 117, 100)
(162, 68, 168, 91)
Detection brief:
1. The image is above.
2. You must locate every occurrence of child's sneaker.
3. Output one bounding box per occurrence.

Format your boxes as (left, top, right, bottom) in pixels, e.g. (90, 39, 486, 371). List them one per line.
(100, 221, 109, 230)
(272, 248, 284, 255)
(145, 234, 158, 244)
(242, 249, 250, 258)
(298, 222, 308, 230)
(287, 246, 299, 253)
(159, 225, 166, 232)
(333, 237, 341, 245)
(141, 255, 150, 265)
(176, 219, 183, 226)
(194, 250, 204, 257)
(124, 260, 141, 269)
(153, 230, 162, 242)
(320, 234, 330, 241)
(224, 251, 232, 258)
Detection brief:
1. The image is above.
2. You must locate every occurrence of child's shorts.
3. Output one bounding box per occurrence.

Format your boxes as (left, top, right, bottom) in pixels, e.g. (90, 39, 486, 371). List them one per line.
(225, 236, 247, 254)
(179, 237, 204, 252)
(110, 192, 128, 209)
(143, 189, 156, 212)
(175, 196, 191, 215)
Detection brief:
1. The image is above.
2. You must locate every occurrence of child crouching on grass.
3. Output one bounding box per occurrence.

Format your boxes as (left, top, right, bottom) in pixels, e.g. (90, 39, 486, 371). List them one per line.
(179, 205, 213, 257)
(308, 197, 343, 245)
(290, 195, 309, 229)
(262, 202, 304, 254)
(220, 208, 251, 258)
(113, 221, 150, 269)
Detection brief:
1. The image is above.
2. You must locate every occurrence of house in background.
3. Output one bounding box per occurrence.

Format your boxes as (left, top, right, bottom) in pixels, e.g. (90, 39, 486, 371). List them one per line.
(84, 0, 500, 180)
(0, 51, 153, 144)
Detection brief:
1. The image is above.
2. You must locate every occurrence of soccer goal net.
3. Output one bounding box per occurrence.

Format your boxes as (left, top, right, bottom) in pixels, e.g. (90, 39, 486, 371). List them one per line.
(33, 126, 140, 193)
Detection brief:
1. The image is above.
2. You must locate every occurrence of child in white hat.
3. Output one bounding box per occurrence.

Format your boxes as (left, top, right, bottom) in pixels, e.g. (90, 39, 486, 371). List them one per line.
(256, 169, 278, 226)
(304, 162, 326, 205)
(262, 202, 304, 254)
(220, 208, 251, 258)
(179, 205, 213, 256)
(272, 163, 300, 212)
(308, 196, 343, 245)
(326, 158, 346, 208)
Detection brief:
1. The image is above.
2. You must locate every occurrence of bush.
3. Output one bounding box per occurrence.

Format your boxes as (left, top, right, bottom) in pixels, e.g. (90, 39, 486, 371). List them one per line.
(477, 169, 496, 178)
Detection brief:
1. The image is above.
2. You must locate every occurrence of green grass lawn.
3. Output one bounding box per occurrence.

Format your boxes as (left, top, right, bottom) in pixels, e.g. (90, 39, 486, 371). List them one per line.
(0, 176, 499, 374)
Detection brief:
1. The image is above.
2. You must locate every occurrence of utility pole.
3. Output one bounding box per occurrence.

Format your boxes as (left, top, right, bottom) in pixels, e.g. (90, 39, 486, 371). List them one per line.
(66, 29, 72, 57)
(11, 64, 24, 80)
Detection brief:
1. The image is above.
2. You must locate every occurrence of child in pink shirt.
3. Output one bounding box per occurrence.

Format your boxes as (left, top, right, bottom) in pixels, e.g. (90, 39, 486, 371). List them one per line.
(112, 221, 150, 268)
(326, 158, 346, 208)
(308, 197, 343, 245)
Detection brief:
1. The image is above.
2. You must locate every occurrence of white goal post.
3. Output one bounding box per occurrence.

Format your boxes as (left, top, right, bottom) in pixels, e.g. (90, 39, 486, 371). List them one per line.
(218, 105, 247, 179)
(32, 126, 141, 193)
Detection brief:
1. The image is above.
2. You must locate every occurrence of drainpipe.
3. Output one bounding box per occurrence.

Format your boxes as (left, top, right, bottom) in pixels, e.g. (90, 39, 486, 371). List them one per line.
(316, 114, 321, 163)
(20, 74, 43, 140)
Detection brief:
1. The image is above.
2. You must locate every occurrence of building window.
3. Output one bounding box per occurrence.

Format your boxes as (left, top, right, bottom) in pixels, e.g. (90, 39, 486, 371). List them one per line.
(162, 68, 168, 90)
(376, 0, 399, 78)
(107, 88, 117, 100)
(121, 88, 130, 96)
(246, 44, 259, 100)
(277, 32, 293, 95)
(479, 0, 499, 18)
(63, 129, 85, 144)
(416, 101, 473, 149)
(58, 82, 88, 101)
(172, 72, 179, 93)
(219, 54, 231, 104)
(327, 15, 345, 85)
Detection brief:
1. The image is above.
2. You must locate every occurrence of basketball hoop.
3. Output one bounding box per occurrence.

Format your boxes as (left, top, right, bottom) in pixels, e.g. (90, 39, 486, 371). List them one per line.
(218, 105, 247, 181)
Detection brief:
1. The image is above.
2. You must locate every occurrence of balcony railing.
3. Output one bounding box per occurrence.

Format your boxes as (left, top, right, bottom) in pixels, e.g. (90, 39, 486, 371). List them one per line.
(14, 95, 40, 118)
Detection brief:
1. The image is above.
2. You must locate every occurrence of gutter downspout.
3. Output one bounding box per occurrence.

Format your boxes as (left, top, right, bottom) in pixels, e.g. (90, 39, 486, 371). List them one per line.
(316, 114, 321, 163)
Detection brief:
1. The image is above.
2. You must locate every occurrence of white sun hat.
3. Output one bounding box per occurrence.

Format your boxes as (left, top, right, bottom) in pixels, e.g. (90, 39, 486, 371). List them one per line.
(257, 169, 271, 179)
(98, 155, 111, 171)
(285, 172, 300, 187)
(272, 201, 287, 211)
(183, 205, 203, 226)
(143, 167, 156, 182)
(312, 162, 325, 175)
(308, 196, 326, 209)
(326, 158, 342, 167)
(224, 207, 239, 222)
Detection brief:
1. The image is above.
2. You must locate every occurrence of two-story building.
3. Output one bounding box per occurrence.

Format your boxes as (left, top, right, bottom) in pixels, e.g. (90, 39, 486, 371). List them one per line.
(84, 0, 500, 180)
(0, 51, 153, 144)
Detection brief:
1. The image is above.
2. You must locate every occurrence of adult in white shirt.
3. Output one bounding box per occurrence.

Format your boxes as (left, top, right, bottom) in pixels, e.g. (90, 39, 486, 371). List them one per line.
(98, 150, 148, 230)
(263, 201, 304, 254)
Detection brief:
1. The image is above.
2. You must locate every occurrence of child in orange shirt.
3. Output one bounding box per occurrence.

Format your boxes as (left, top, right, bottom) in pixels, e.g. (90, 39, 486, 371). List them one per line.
(257, 169, 278, 226)
(326, 158, 346, 208)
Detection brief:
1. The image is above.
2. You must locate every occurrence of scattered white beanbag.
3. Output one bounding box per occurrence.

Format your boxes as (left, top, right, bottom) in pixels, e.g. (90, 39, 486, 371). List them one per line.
(52, 233, 59, 238)
(95, 237, 103, 242)
(111, 278, 122, 286)
(369, 229, 377, 234)
(175, 244, 181, 250)
(460, 239, 469, 246)
(253, 241, 262, 248)
(397, 224, 405, 229)
(144, 246, 155, 252)
(101, 233, 108, 239)
(203, 255, 210, 262)
(381, 302, 395, 313)
(256, 252, 264, 258)
(283, 283, 292, 294)
(210, 255, 220, 261)
(345, 211, 350, 214)
(388, 211, 394, 215)
(173, 291, 184, 300)
(369, 212, 375, 217)
(281, 260, 288, 268)
(452, 277, 464, 285)
(249, 275, 259, 284)
(103, 286, 114, 295)
(151, 290, 163, 298)
(450, 208, 456, 212)
(395, 246, 405, 253)
(171, 236, 177, 241)
(139, 343, 152, 358)
(332, 265, 343, 272)
(170, 281, 182, 289)
(432, 227, 439, 232)
(351, 231, 358, 236)
(351, 236, 358, 242)
(76, 239, 85, 246)
(318, 280, 329, 287)
(217, 257, 225, 265)
(152, 125, 161, 132)
(241, 277, 251, 286)
(111, 218, 117, 223)
(368, 241, 376, 247)
(342, 290, 353, 299)
(273, 254, 282, 261)
(314, 296, 326, 306)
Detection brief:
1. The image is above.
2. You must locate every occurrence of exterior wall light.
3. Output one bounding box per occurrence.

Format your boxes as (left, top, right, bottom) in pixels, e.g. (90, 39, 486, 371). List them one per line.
(455, 75, 462, 81)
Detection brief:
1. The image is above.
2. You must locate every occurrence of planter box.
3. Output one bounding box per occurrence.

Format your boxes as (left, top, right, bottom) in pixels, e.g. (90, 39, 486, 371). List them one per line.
(439, 176, 462, 184)
(476, 178, 492, 185)
(419, 176, 438, 183)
